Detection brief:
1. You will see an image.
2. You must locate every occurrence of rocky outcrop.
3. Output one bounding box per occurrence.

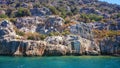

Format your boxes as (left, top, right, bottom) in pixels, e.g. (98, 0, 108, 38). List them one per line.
(36, 15, 64, 34)
(0, 20, 119, 56)
(0, 20, 70, 56)
(0, 39, 71, 56)
(0, 20, 16, 38)
(30, 7, 52, 16)
(92, 22, 120, 30)
(45, 35, 100, 55)
(15, 16, 64, 34)
(99, 36, 120, 55)
(70, 22, 93, 40)
(15, 17, 44, 33)
(43, 44, 71, 56)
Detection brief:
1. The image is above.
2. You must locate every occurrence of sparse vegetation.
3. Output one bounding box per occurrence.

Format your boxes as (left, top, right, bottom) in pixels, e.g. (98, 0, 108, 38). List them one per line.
(0, 0, 120, 40)
(62, 30, 70, 35)
(49, 32, 60, 36)
(93, 30, 120, 38)
(24, 32, 46, 40)
(14, 28, 25, 36)
(48, 6, 59, 15)
(0, 14, 8, 18)
(80, 14, 103, 23)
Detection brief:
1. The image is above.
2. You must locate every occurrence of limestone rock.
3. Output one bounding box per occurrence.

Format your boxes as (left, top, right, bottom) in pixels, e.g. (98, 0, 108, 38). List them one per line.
(0, 20, 16, 37)
(15, 17, 44, 33)
(0, 38, 71, 56)
(70, 22, 93, 40)
(37, 15, 64, 34)
(45, 35, 100, 55)
(43, 44, 71, 56)
(45, 36, 64, 45)
(30, 7, 52, 16)
(99, 36, 120, 55)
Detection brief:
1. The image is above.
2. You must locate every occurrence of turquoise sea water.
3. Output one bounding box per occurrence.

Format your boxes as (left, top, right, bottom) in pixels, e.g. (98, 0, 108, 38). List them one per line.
(0, 56, 120, 68)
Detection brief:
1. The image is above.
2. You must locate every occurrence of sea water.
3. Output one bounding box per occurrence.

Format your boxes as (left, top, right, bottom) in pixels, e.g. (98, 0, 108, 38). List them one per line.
(0, 56, 120, 68)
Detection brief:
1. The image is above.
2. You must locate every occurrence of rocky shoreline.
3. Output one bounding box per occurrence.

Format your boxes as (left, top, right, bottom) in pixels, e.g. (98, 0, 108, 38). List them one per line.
(0, 37, 119, 56)
(0, 20, 120, 57)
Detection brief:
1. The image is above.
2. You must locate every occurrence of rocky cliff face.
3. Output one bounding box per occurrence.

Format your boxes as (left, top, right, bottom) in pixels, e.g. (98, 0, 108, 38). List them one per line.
(99, 36, 120, 55)
(45, 35, 100, 55)
(0, 39, 70, 56)
(0, 36, 100, 56)
(0, 20, 120, 56)
(14, 16, 64, 34)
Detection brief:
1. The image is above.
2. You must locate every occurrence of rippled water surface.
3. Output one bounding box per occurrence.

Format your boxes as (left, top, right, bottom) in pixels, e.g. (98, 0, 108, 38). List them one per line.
(0, 56, 120, 68)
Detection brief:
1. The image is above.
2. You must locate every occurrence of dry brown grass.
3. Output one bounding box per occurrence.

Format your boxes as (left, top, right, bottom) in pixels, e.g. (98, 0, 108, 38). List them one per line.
(93, 29, 120, 39)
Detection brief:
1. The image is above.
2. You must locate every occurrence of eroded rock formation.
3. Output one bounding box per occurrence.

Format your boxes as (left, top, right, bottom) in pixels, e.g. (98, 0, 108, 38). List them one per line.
(0, 20, 119, 56)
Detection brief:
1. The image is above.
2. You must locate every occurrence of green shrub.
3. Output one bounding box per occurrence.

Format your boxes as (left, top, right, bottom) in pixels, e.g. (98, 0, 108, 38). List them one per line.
(62, 30, 70, 35)
(88, 14, 103, 21)
(0, 14, 8, 18)
(48, 6, 59, 15)
(15, 8, 31, 17)
(14, 27, 25, 36)
(49, 32, 60, 36)
(117, 13, 120, 18)
(65, 19, 71, 24)
(40, 34, 47, 40)
(80, 14, 103, 22)
(16, 30, 25, 36)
